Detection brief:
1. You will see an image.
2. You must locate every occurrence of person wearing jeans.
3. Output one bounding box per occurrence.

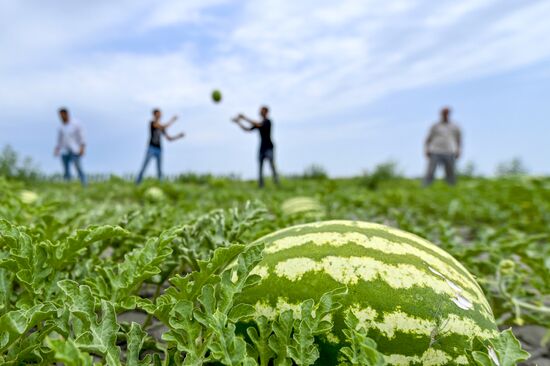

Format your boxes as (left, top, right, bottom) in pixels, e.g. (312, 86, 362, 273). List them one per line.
(138, 146, 162, 181)
(423, 107, 462, 186)
(136, 108, 184, 184)
(258, 147, 277, 188)
(232, 106, 279, 188)
(54, 108, 87, 186)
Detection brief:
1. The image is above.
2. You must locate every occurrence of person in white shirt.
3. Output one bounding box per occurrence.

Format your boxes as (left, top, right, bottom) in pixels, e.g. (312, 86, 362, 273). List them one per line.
(423, 107, 462, 186)
(54, 108, 87, 186)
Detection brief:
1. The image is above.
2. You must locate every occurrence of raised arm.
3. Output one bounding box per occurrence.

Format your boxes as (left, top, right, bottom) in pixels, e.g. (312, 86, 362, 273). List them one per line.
(232, 116, 255, 132)
(152, 115, 178, 131)
(239, 114, 262, 128)
(163, 131, 185, 142)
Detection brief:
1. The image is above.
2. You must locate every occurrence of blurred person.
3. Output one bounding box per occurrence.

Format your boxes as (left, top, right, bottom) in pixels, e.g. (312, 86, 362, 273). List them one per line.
(54, 107, 87, 186)
(232, 106, 279, 188)
(136, 108, 184, 184)
(423, 107, 462, 186)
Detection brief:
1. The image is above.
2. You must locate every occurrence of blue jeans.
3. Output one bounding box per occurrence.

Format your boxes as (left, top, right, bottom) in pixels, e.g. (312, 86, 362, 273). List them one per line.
(136, 146, 162, 184)
(258, 148, 279, 188)
(61, 152, 87, 186)
(424, 153, 456, 186)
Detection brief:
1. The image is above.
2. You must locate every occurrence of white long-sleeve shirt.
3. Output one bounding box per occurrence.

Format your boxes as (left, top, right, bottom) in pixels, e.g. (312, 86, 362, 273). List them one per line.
(56, 120, 85, 154)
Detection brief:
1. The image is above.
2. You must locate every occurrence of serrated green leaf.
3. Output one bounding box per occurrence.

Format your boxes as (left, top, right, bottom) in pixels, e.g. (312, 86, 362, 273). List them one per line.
(127, 322, 152, 366)
(268, 310, 294, 366)
(53, 225, 130, 269)
(86, 229, 175, 307)
(471, 351, 494, 366)
(47, 337, 93, 366)
(247, 316, 274, 366)
(0, 303, 56, 353)
(163, 300, 208, 364)
(287, 298, 323, 366)
(490, 328, 530, 366)
(339, 311, 386, 365)
(71, 300, 121, 365)
(57, 280, 95, 335)
(228, 303, 256, 323)
(467, 328, 530, 366)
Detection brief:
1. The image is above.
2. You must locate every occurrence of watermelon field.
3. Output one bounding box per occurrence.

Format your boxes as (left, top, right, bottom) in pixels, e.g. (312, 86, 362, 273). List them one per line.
(1, 175, 549, 365)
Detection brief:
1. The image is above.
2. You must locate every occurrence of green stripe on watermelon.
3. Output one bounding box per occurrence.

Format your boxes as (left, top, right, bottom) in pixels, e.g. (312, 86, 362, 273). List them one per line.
(261, 220, 481, 292)
(256, 221, 491, 315)
(236, 220, 498, 366)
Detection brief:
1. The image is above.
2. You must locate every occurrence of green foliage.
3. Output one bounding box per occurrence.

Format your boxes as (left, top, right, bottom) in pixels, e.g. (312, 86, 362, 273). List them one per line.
(496, 157, 528, 177)
(361, 161, 402, 190)
(339, 311, 386, 365)
(159, 243, 263, 365)
(47, 337, 94, 366)
(300, 164, 329, 180)
(468, 328, 530, 366)
(286, 288, 346, 365)
(0, 145, 41, 181)
(0, 176, 545, 364)
(458, 160, 478, 178)
(268, 311, 294, 366)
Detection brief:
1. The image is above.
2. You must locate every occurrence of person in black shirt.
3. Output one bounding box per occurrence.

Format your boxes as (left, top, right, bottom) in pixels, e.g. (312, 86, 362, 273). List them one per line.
(136, 108, 184, 184)
(232, 106, 279, 188)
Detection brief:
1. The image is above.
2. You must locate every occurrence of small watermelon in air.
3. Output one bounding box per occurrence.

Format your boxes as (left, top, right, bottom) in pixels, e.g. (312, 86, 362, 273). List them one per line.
(212, 89, 222, 103)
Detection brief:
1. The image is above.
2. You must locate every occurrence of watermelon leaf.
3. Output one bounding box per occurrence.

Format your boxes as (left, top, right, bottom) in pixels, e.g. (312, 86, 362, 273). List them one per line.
(287, 307, 319, 365)
(74, 300, 121, 365)
(268, 310, 294, 366)
(247, 316, 275, 366)
(46, 337, 94, 366)
(127, 322, 153, 366)
(340, 310, 386, 365)
(489, 328, 530, 366)
(161, 243, 264, 364)
(468, 328, 530, 366)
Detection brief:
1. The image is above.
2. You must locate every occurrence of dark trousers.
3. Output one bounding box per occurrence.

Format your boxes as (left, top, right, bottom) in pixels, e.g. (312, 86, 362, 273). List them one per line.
(258, 148, 279, 188)
(61, 152, 87, 186)
(424, 153, 456, 186)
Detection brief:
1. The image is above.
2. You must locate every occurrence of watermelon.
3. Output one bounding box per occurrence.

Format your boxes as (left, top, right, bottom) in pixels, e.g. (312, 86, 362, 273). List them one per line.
(212, 89, 222, 103)
(144, 186, 165, 201)
(237, 220, 498, 365)
(19, 190, 38, 204)
(281, 196, 325, 218)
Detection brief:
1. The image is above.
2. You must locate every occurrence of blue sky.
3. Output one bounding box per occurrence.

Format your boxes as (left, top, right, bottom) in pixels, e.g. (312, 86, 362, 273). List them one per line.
(1, 0, 550, 178)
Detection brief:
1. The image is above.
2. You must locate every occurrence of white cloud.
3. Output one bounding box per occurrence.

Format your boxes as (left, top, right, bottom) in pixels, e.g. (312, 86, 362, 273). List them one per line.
(143, 0, 231, 29)
(423, 0, 498, 27)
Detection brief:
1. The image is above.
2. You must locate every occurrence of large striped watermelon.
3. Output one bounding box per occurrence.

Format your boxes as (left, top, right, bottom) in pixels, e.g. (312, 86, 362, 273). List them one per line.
(237, 220, 498, 365)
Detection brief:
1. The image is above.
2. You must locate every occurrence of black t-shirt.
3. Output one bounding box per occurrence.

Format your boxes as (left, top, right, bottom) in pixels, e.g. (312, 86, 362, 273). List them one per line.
(253, 118, 274, 152)
(149, 121, 162, 148)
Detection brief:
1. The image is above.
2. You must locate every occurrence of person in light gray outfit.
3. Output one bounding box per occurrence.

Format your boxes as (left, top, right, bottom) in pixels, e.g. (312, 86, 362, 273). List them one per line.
(423, 107, 462, 186)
